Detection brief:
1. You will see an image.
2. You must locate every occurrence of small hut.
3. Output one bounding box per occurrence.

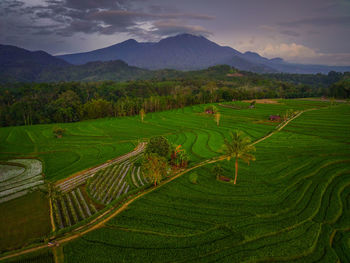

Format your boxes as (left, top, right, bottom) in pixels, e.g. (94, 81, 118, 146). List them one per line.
(204, 105, 217, 114)
(269, 115, 281, 121)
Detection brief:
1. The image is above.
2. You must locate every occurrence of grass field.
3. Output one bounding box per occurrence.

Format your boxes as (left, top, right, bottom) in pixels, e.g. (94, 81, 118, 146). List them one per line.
(0, 190, 50, 253)
(60, 103, 350, 262)
(1, 99, 349, 262)
(0, 99, 328, 182)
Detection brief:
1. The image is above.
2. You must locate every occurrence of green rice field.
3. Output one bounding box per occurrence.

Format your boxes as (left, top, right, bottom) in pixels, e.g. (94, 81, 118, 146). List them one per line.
(0, 99, 326, 182)
(60, 103, 350, 262)
(1, 99, 349, 262)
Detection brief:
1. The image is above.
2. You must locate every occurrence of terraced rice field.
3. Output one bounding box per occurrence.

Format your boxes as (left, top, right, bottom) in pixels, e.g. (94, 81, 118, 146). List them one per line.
(1, 99, 349, 262)
(0, 100, 321, 182)
(61, 103, 350, 262)
(51, 143, 149, 230)
(0, 159, 44, 203)
(52, 154, 150, 230)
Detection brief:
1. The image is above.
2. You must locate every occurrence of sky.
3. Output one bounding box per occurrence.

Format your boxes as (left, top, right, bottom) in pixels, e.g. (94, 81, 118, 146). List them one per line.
(0, 0, 350, 65)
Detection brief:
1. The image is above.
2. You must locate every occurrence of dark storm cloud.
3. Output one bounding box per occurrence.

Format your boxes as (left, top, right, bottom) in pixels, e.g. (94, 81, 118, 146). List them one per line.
(63, 0, 126, 9)
(88, 9, 214, 28)
(0, 0, 349, 65)
(0, 0, 213, 39)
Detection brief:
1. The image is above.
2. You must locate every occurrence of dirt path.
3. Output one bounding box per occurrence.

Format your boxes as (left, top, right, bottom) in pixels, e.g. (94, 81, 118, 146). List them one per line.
(0, 109, 312, 262)
(56, 142, 146, 192)
(251, 109, 314, 146)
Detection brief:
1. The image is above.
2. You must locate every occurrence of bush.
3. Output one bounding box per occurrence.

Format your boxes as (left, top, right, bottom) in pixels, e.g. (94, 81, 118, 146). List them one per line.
(171, 145, 189, 168)
(145, 136, 170, 158)
(204, 105, 217, 114)
(189, 172, 198, 184)
(53, 127, 66, 138)
(212, 164, 224, 178)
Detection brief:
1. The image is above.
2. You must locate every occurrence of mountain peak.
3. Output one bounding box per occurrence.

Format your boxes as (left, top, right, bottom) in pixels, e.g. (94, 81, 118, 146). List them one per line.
(118, 39, 139, 45)
(244, 51, 262, 58)
(124, 38, 138, 43)
(270, 57, 284, 63)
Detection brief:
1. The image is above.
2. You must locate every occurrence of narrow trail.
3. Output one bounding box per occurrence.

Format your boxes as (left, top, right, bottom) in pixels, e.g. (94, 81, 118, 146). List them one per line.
(251, 108, 314, 146)
(0, 109, 314, 262)
(55, 142, 146, 192)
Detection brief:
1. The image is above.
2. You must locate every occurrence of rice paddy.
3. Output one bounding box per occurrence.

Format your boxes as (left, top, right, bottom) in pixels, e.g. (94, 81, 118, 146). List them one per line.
(1, 99, 349, 262)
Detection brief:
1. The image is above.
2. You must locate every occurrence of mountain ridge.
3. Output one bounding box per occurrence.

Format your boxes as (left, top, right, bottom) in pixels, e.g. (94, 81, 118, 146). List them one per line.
(57, 34, 350, 74)
(1, 34, 350, 83)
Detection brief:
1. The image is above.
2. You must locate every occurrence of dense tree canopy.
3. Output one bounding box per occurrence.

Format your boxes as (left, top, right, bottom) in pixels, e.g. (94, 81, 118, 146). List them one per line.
(0, 67, 347, 127)
(145, 136, 171, 158)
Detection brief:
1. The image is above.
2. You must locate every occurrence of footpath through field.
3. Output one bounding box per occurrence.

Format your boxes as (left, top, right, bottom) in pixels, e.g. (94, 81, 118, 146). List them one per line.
(55, 142, 147, 192)
(0, 109, 315, 262)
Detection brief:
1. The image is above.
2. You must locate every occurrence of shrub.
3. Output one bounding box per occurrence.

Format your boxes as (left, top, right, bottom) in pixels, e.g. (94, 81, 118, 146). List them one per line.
(53, 127, 66, 138)
(204, 105, 217, 114)
(171, 145, 189, 168)
(145, 136, 170, 158)
(189, 172, 198, 184)
(212, 164, 224, 179)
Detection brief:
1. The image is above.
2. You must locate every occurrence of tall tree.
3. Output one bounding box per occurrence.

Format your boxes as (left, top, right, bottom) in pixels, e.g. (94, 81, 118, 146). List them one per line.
(223, 131, 256, 184)
(215, 111, 221, 126)
(143, 154, 168, 186)
(140, 108, 145, 122)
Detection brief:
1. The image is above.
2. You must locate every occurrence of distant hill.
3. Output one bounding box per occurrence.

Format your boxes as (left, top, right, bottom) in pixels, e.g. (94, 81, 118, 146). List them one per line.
(58, 34, 350, 74)
(0, 43, 273, 83)
(1, 39, 350, 83)
(0, 44, 69, 82)
(39, 60, 150, 82)
(0, 44, 153, 83)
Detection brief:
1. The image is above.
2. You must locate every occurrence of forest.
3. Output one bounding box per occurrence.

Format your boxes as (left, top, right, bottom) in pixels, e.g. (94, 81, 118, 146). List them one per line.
(1, 65, 349, 127)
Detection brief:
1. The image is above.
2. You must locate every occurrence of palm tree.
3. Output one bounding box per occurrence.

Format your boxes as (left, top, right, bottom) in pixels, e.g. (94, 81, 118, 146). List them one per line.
(143, 154, 168, 186)
(223, 131, 256, 184)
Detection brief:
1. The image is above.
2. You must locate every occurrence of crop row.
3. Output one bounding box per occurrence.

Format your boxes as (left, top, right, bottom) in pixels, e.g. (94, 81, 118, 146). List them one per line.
(87, 153, 149, 205)
(53, 188, 97, 229)
(56, 142, 146, 193)
(62, 105, 350, 262)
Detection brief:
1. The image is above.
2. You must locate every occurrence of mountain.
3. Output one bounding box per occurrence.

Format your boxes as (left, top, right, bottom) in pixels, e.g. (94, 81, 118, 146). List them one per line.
(58, 34, 274, 72)
(58, 34, 350, 74)
(1, 36, 350, 83)
(0, 45, 153, 83)
(0, 44, 69, 82)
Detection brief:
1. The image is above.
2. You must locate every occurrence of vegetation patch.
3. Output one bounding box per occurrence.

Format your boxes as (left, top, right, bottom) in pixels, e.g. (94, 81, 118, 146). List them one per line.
(0, 191, 50, 253)
(0, 159, 44, 204)
(61, 103, 350, 262)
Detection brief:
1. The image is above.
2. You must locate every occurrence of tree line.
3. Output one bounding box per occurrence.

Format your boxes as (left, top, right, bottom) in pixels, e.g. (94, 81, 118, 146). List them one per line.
(0, 72, 342, 127)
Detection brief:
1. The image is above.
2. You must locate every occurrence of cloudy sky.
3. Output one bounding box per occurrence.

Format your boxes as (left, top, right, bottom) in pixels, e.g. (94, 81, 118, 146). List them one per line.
(1, 0, 349, 65)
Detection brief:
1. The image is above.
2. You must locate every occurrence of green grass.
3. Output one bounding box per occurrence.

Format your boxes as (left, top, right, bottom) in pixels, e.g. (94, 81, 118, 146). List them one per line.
(61, 102, 350, 262)
(1, 101, 314, 182)
(0, 191, 50, 253)
(2, 99, 349, 262)
(2, 249, 54, 263)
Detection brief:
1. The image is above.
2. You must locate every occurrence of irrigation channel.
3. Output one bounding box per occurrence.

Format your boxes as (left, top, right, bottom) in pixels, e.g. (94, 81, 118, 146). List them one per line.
(0, 109, 314, 262)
